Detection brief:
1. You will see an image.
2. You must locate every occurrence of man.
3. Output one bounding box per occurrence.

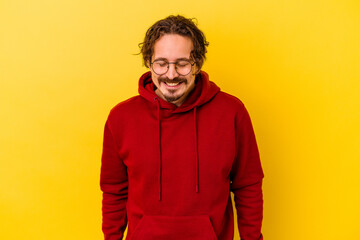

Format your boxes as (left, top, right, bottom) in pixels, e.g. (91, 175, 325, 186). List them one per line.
(100, 15, 264, 240)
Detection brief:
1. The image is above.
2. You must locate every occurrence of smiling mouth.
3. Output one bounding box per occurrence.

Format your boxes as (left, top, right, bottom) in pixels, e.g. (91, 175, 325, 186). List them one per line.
(165, 82, 181, 86)
(163, 81, 184, 87)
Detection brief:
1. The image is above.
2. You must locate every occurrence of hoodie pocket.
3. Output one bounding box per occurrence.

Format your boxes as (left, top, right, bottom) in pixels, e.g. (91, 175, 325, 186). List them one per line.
(130, 215, 217, 240)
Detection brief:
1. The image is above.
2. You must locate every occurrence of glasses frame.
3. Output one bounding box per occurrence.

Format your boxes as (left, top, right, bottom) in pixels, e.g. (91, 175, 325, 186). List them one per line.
(150, 59, 196, 76)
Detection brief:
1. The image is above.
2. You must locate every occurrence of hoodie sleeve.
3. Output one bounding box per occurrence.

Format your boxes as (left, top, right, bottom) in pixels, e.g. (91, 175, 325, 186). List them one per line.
(230, 104, 264, 240)
(100, 120, 128, 240)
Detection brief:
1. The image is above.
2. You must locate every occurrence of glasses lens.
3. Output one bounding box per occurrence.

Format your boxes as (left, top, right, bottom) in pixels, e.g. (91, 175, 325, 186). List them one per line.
(176, 61, 192, 75)
(152, 60, 168, 75)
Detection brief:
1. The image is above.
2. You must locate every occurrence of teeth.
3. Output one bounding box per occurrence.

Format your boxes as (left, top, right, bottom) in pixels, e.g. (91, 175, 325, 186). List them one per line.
(166, 82, 180, 86)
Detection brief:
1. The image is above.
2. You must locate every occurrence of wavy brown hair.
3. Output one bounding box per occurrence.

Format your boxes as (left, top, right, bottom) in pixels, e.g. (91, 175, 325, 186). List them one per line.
(139, 15, 209, 70)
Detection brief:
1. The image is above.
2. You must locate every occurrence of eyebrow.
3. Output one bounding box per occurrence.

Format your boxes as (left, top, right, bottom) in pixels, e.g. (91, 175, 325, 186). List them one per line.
(153, 57, 192, 62)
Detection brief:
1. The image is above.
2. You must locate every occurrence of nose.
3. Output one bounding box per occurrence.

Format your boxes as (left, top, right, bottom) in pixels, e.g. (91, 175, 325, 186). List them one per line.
(165, 63, 179, 80)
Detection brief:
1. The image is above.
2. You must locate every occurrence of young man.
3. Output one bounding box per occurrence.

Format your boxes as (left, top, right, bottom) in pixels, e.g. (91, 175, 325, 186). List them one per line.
(100, 15, 264, 240)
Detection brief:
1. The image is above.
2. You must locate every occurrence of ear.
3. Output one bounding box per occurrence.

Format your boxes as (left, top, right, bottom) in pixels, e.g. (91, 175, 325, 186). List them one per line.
(193, 64, 201, 76)
(195, 66, 201, 74)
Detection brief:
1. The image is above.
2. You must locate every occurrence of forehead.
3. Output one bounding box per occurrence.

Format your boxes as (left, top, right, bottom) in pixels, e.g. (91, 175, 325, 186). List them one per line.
(153, 34, 193, 61)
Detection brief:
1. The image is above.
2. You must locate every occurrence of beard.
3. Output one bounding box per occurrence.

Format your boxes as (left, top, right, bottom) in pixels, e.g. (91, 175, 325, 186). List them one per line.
(157, 76, 188, 103)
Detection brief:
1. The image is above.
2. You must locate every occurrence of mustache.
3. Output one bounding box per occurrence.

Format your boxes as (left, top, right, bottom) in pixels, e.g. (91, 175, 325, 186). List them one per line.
(158, 77, 187, 84)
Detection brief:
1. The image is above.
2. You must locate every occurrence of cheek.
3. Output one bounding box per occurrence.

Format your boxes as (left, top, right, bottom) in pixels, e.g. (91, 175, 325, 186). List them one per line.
(151, 73, 159, 86)
(152, 79, 160, 89)
(188, 77, 196, 87)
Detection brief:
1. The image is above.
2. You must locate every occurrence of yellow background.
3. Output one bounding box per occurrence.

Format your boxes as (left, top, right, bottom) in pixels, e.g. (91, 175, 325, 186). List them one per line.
(1, 0, 359, 239)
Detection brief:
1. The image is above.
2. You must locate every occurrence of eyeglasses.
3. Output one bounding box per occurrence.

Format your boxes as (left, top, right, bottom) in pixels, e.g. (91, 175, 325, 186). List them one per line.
(150, 59, 196, 76)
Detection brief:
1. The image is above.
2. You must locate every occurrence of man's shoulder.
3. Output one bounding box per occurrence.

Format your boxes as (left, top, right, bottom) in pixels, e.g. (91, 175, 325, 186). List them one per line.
(107, 95, 144, 119)
(111, 95, 142, 110)
(213, 91, 246, 112)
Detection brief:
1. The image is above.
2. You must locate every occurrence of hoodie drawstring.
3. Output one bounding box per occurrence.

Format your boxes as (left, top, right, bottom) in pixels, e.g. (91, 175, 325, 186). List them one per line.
(154, 98, 200, 201)
(194, 107, 199, 193)
(154, 97, 162, 201)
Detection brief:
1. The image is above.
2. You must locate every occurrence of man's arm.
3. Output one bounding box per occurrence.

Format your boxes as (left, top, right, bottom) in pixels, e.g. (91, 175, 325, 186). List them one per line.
(100, 120, 128, 240)
(230, 104, 264, 240)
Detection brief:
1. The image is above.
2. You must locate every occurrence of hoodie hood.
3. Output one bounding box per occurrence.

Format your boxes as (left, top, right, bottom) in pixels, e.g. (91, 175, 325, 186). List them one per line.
(138, 71, 220, 200)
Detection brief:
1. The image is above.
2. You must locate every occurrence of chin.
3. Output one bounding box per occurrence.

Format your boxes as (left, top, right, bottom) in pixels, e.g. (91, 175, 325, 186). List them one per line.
(164, 95, 182, 102)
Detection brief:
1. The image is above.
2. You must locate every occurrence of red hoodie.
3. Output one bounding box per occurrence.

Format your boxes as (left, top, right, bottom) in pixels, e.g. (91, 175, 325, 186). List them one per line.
(100, 71, 264, 240)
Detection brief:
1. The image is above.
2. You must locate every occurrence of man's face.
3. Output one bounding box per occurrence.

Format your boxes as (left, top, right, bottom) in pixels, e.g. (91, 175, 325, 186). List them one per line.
(149, 34, 198, 106)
